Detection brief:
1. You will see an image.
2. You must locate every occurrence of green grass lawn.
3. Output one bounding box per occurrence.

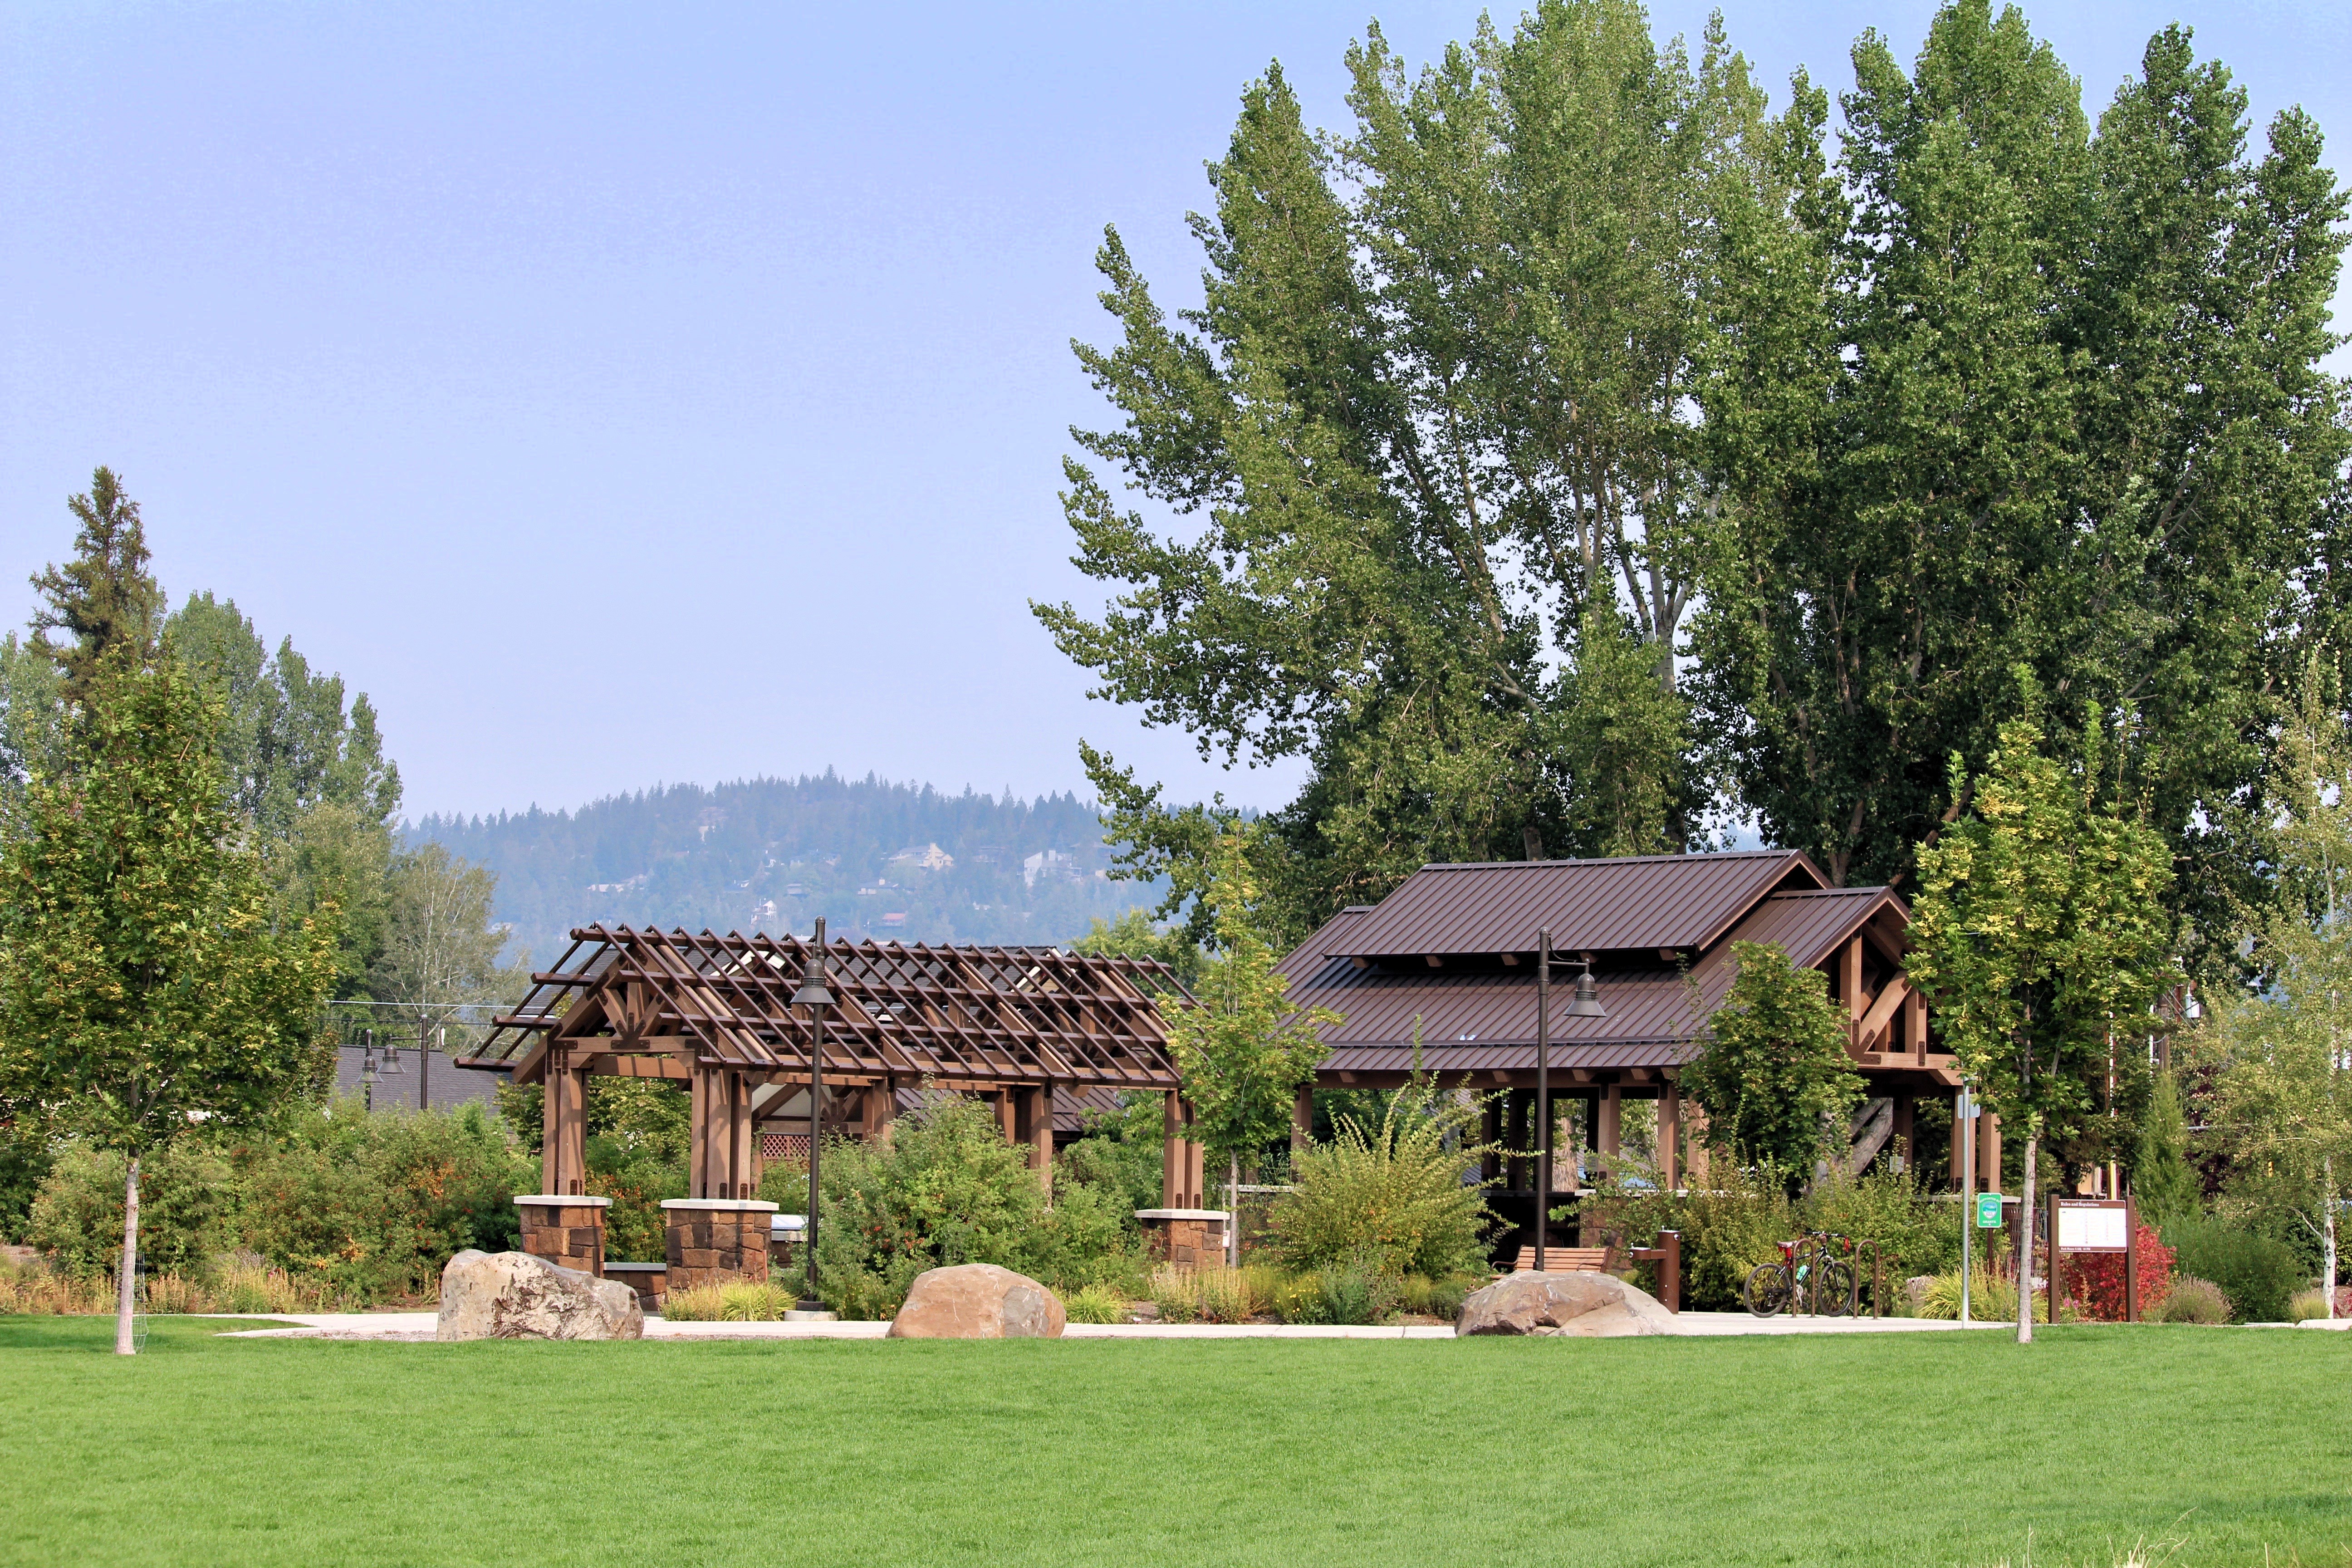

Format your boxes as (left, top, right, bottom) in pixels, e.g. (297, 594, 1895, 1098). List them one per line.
(1, 1317, 2345, 1568)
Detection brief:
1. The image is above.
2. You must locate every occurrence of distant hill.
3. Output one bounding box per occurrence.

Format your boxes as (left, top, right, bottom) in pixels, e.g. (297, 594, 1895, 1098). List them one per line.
(406, 773, 1157, 968)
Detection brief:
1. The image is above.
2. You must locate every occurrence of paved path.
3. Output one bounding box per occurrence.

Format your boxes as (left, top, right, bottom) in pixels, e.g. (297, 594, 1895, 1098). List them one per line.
(207, 1311, 1996, 1341)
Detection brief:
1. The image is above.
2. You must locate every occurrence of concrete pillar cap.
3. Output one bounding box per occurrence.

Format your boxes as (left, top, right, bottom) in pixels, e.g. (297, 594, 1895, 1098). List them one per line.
(513, 1195, 612, 1208)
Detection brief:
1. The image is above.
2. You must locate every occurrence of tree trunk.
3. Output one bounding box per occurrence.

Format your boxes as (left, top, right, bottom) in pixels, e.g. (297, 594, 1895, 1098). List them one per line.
(2016, 1134, 2036, 1345)
(2326, 1156, 2338, 1322)
(1228, 1154, 1240, 1268)
(115, 1155, 141, 1357)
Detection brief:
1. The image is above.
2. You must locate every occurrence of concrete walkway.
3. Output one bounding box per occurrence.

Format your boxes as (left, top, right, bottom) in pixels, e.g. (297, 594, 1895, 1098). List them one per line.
(209, 1311, 1996, 1341)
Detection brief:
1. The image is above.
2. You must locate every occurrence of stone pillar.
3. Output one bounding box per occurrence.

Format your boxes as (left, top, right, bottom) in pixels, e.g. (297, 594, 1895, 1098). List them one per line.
(661, 1198, 779, 1294)
(1136, 1209, 1230, 1269)
(514, 1195, 609, 1276)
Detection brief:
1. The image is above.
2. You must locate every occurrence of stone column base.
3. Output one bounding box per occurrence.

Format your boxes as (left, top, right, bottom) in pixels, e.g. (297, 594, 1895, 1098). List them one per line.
(514, 1195, 611, 1277)
(1136, 1208, 1230, 1269)
(661, 1198, 779, 1292)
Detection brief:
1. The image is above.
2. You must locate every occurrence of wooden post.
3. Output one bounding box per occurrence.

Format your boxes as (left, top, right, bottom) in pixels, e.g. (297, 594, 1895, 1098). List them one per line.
(1598, 1086, 1621, 1163)
(1980, 1111, 2002, 1191)
(1026, 1085, 1054, 1197)
(545, 1049, 587, 1197)
(1683, 1102, 1709, 1187)
(1905, 987, 1928, 1063)
(861, 1082, 897, 1144)
(1481, 1095, 1501, 1186)
(1659, 1230, 1680, 1313)
(1292, 1087, 1313, 1156)
(2125, 1195, 2139, 1323)
(1841, 937, 1865, 1042)
(2048, 1188, 2063, 1322)
(1505, 1089, 1529, 1193)
(1659, 1083, 1681, 1190)
(728, 1071, 757, 1200)
(1161, 1091, 1182, 1208)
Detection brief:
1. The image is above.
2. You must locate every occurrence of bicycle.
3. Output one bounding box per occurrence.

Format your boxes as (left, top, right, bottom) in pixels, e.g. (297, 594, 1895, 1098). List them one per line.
(1742, 1231, 1858, 1318)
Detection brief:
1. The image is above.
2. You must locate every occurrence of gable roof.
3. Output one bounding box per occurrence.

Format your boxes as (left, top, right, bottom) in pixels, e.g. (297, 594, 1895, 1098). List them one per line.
(1314, 849, 1826, 960)
(1278, 878, 1908, 1070)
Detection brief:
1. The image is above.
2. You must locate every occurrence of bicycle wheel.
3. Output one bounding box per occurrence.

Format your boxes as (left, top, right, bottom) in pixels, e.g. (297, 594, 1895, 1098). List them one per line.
(1743, 1263, 1792, 1318)
(1813, 1258, 1858, 1316)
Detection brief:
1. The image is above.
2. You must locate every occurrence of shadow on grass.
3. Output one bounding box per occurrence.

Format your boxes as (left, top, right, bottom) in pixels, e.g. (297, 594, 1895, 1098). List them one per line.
(0, 1314, 298, 1353)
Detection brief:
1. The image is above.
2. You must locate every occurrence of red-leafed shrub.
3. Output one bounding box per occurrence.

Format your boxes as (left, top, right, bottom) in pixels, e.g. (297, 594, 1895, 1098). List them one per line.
(2063, 1223, 2172, 1320)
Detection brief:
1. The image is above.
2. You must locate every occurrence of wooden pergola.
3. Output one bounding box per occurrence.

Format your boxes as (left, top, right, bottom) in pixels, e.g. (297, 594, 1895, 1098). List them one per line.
(457, 925, 1202, 1205)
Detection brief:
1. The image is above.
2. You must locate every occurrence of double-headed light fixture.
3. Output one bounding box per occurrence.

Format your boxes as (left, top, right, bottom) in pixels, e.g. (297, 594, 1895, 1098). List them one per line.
(792, 916, 835, 1313)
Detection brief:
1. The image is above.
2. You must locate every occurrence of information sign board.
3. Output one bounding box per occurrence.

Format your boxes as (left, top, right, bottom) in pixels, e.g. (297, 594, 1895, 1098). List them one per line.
(1975, 1192, 2003, 1228)
(2054, 1199, 2129, 1253)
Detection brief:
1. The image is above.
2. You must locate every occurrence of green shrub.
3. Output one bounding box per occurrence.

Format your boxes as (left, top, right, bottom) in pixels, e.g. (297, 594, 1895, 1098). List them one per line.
(1399, 1272, 1470, 1321)
(791, 1096, 1136, 1318)
(715, 1280, 794, 1320)
(1269, 1093, 1494, 1279)
(2160, 1276, 2231, 1324)
(584, 1135, 684, 1264)
(239, 1100, 535, 1303)
(1150, 1264, 1267, 1323)
(2162, 1217, 2304, 1322)
(1064, 1281, 1128, 1324)
(28, 1142, 237, 1277)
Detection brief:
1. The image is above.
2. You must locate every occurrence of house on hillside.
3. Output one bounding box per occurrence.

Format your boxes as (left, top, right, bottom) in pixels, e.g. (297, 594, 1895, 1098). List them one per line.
(887, 843, 955, 872)
(1277, 850, 1981, 1251)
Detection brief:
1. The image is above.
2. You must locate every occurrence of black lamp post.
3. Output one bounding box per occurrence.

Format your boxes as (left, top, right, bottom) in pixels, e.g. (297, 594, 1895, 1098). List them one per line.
(1536, 940, 1604, 1272)
(793, 916, 834, 1312)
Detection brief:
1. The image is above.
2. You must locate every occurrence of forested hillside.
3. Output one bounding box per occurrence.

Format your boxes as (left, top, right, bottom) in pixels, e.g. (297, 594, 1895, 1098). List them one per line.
(407, 773, 1156, 966)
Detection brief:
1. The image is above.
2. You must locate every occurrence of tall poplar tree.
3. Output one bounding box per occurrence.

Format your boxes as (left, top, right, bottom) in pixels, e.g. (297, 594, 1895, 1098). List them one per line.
(1693, 5, 2348, 980)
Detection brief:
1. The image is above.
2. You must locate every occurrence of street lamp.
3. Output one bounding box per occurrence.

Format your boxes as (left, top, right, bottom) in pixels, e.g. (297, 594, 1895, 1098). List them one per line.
(1534, 936, 1605, 1273)
(792, 916, 835, 1313)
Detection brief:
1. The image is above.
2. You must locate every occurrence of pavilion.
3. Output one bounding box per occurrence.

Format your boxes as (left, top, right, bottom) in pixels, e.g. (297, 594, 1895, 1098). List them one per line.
(1274, 850, 1974, 1248)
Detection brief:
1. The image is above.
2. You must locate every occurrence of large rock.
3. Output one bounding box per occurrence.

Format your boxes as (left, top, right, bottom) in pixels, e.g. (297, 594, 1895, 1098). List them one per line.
(436, 1249, 645, 1342)
(887, 1264, 1066, 1339)
(1457, 1269, 1676, 1337)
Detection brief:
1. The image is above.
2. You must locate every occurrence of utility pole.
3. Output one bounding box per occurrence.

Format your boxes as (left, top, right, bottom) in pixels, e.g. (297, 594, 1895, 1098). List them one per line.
(419, 1012, 431, 1112)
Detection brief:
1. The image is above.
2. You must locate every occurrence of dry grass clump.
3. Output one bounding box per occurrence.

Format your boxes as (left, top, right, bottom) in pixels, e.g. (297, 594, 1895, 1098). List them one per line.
(658, 1280, 797, 1321)
(0, 1257, 336, 1316)
(1149, 1264, 1274, 1324)
(1063, 1281, 1129, 1324)
(2159, 1276, 2231, 1324)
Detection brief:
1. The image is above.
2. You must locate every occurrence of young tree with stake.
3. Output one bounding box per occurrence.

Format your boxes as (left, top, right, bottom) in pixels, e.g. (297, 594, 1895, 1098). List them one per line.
(1908, 695, 2176, 1343)
(1161, 834, 1340, 1264)
(0, 652, 338, 1353)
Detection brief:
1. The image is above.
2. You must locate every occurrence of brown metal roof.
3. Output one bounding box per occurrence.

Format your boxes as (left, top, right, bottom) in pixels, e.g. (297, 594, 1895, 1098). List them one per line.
(1280, 885, 1910, 1071)
(1318, 850, 1826, 959)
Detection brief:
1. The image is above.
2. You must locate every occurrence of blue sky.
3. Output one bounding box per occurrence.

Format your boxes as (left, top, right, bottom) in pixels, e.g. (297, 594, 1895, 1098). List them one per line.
(4, 0, 2344, 822)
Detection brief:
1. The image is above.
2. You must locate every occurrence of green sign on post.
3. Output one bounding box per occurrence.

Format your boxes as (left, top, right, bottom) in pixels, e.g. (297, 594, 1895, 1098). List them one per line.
(1975, 1192, 2004, 1228)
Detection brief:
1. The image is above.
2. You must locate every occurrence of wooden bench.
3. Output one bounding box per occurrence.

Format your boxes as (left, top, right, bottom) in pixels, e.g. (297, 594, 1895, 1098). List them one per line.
(1511, 1245, 1624, 1274)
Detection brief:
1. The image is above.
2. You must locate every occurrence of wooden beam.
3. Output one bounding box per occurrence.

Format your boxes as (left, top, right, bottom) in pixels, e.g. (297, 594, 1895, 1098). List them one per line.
(1854, 974, 1912, 1052)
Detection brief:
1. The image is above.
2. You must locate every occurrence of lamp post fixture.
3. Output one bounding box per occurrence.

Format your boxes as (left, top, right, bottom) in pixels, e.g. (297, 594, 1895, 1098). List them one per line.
(793, 916, 835, 1313)
(1534, 934, 1605, 1273)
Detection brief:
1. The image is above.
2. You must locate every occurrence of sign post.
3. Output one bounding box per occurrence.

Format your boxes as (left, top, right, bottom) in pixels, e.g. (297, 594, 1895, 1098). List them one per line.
(2052, 1197, 2134, 1323)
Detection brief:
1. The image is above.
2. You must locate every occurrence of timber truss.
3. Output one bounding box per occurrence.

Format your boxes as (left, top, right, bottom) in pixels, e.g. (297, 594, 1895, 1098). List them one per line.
(462, 924, 1186, 1091)
(456, 925, 1195, 1202)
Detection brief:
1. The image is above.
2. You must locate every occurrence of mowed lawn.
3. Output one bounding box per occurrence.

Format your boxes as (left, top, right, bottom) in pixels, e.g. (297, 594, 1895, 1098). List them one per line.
(2, 1317, 2347, 1568)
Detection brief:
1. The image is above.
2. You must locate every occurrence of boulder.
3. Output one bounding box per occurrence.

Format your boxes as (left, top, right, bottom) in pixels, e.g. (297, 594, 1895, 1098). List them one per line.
(436, 1250, 644, 1342)
(887, 1264, 1066, 1339)
(1457, 1269, 1676, 1337)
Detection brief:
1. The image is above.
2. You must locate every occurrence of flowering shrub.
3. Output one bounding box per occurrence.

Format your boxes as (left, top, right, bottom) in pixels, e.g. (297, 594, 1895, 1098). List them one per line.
(2064, 1223, 2172, 1320)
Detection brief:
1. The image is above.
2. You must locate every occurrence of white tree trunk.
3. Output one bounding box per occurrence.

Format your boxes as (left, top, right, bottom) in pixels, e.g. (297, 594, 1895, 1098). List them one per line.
(2326, 1156, 2338, 1322)
(115, 1156, 141, 1357)
(2017, 1135, 2036, 1345)
(1228, 1154, 1240, 1268)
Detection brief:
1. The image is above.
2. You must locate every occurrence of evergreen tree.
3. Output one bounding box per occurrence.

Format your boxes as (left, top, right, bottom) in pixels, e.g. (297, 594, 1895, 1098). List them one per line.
(28, 469, 164, 706)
